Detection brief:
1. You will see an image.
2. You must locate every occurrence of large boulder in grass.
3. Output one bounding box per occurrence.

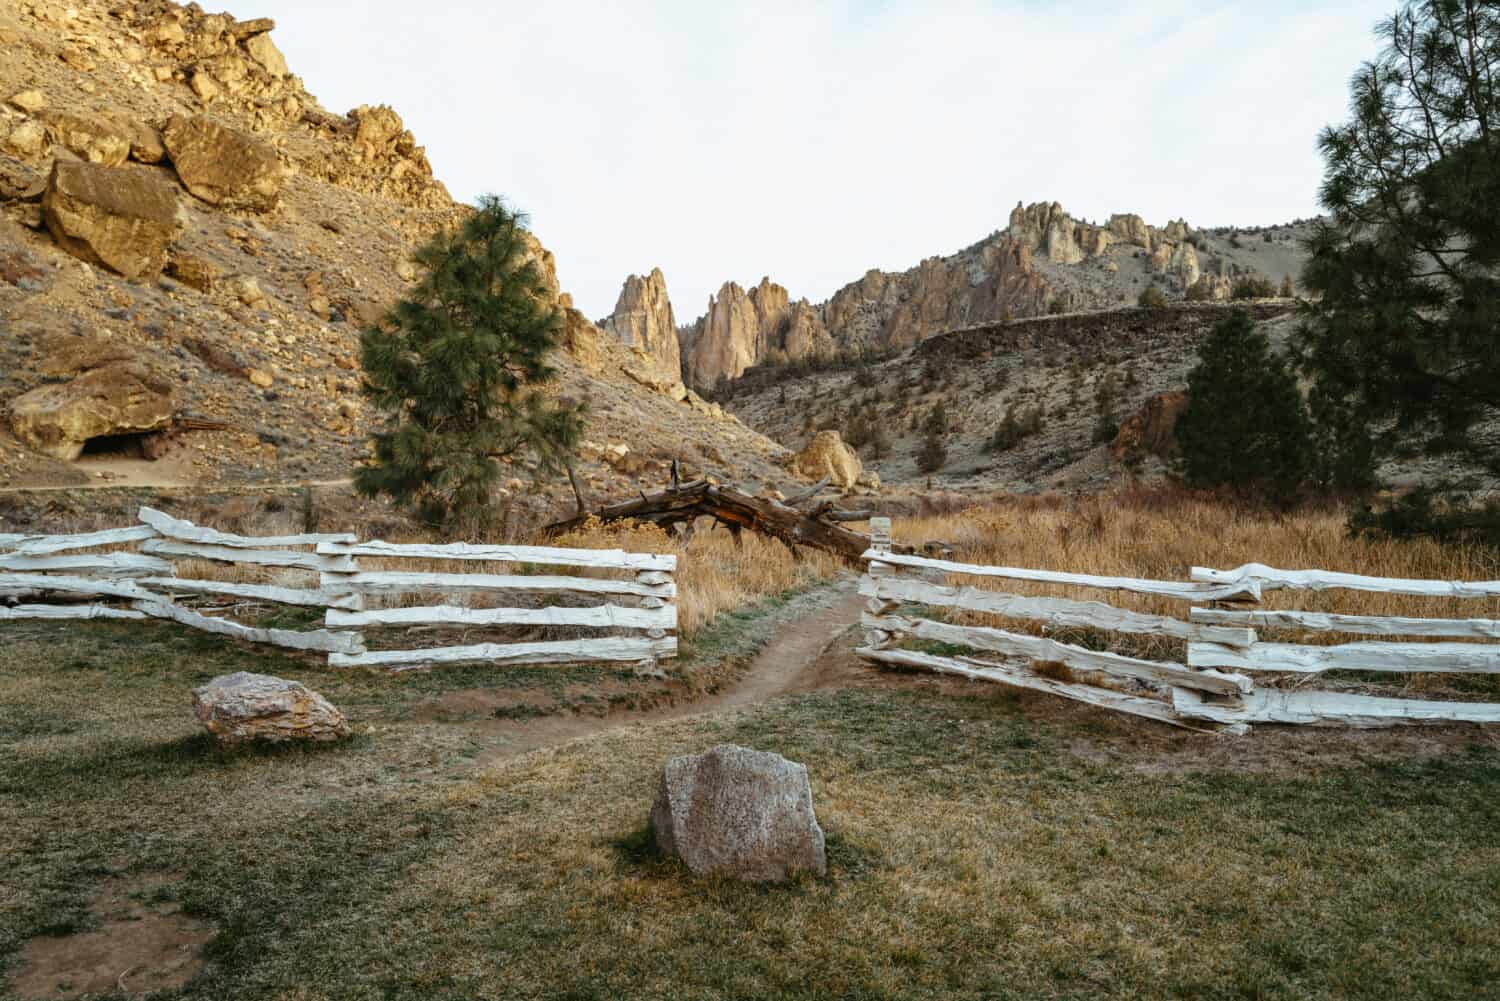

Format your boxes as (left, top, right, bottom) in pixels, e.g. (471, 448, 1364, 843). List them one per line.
(162, 114, 282, 212)
(192, 672, 350, 744)
(792, 429, 863, 489)
(42, 160, 180, 279)
(650, 744, 826, 882)
(10, 362, 173, 460)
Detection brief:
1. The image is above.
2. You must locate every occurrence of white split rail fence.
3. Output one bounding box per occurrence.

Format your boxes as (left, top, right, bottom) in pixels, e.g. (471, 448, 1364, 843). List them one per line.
(856, 518, 1500, 732)
(0, 507, 678, 672)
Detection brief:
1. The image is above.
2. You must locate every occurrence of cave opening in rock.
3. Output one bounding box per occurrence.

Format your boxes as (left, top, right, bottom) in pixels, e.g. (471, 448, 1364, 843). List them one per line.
(78, 431, 155, 460)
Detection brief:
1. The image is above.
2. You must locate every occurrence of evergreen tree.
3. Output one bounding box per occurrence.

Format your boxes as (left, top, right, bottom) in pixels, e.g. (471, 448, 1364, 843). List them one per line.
(1177, 311, 1315, 500)
(916, 432, 948, 474)
(1298, 0, 1499, 468)
(356, 196, 583, 535)
(924, 400, 948, 436)
(1279, 273, 1295, 297)
(1092, 372, 1120, 445)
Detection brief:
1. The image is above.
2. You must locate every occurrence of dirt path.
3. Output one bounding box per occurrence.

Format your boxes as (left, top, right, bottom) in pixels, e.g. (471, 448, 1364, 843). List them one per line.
(474, 585, 868, 763)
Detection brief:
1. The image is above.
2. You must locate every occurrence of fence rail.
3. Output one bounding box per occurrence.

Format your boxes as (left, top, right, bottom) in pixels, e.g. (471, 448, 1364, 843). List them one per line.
(857, 520, 1500, 733)
(0, 507, 678, 673)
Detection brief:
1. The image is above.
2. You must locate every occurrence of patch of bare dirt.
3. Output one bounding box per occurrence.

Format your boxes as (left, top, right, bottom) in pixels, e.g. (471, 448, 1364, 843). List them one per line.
(473, 586, 867, 765)
(10, 872, 213, 1000)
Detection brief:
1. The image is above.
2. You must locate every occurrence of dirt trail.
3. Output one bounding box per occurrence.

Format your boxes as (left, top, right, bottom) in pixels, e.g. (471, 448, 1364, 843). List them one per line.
(475, 586, 868, 763)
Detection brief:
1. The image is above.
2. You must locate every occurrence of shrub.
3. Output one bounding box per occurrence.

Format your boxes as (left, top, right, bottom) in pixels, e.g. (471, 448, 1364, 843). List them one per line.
(1137, 286, 1169, 309)
(1231, 276, 1277, 299)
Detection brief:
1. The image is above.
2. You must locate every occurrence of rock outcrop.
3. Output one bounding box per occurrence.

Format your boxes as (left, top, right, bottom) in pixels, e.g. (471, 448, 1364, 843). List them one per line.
(679, 227, 1053, 389)
(41, 160, 180, 279)
(650, 744, 826, 882)
(161, 113, 282, 211)
(10, 360, 174, 460)
(192, 672, 351, 744)
(600, 268, 682, 387)
(680, 277, 802, 388)
(792, 430, 863, 489)
(39, 109, 134, 165)
(1111, 390, 1188, 460)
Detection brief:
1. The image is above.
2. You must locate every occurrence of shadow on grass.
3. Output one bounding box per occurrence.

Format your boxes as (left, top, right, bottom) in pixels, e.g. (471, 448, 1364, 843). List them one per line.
(607, 824, 884, 887)
(1, 731, 366, 797)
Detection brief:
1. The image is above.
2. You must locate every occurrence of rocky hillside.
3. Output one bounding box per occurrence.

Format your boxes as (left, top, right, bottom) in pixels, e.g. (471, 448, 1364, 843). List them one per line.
(596, 202, 1314, 393)
(0, 0, 794, 516)
(716, 303, 1303, 494)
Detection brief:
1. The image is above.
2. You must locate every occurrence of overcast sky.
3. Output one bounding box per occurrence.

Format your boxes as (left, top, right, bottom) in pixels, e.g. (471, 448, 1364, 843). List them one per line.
(258, 1, 1391, 321)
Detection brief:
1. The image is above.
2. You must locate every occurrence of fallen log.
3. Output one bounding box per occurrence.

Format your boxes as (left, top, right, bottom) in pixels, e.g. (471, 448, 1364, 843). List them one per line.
(546, 476, 907, 563)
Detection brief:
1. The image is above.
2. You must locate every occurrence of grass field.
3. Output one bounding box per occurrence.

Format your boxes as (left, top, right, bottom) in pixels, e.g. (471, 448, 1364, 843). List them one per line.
(5, 613, 1500, 1000)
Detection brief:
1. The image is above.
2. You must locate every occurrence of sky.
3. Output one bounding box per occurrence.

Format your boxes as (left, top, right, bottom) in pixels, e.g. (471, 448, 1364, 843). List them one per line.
(256, 1, 1393, 322)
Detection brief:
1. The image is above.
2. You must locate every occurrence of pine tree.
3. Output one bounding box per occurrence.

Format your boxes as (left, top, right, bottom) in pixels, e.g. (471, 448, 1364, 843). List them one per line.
(1298, 0, 1499, 466)
(916, 432, 948, 474)
(1176, 310, 1314, 500)
(924, 400, 948, 436)
(356, 196, 583, 535)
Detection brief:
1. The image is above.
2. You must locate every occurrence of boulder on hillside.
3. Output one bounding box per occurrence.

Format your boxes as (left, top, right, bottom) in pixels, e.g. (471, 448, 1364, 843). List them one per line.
(40, 110, 134, 166)
(1111, 390, 1188, 461)
(650, 744, 826, 882)
(192, 672, 350, 744)
(41, 160, 180, 280)
(36, 334, 135, 378)
(793, 430, 863, 489)
(162, 114, 283, 212)
(10, 362, 174, 460)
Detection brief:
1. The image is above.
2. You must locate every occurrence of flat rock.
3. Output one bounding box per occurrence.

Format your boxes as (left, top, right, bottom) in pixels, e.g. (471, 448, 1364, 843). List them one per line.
(650, 743, 826, 882)
(42, 160, 180, 280)
(162, 114, 283, 212)
(192, 672, 350, 744)
(10, 362, 174, 460)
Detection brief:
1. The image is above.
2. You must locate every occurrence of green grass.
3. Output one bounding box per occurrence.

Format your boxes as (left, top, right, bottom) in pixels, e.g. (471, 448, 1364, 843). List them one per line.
(3, 617, 1500, 999)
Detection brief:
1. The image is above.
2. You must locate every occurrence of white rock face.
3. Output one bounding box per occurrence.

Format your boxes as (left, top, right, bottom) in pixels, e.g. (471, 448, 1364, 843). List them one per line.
(650, 743, 826, 882)
(192, 672, 350, 744)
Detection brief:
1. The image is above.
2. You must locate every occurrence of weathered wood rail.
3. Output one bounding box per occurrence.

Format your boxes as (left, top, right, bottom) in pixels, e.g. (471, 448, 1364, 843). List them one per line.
(0, 508, 678, 673)
(856, 520, 1500, 732)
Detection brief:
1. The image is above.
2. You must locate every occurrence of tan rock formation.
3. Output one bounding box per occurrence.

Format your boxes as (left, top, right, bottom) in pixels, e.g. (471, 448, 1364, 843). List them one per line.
(161, 113, 283, 212)
(10, 362, 174, 460)
(40, 110, 133, 165)
(680, 277, 796, 388)
(42, 160, 180, 280)
(5, 119, 47, 158)
(1111, 390, 1188, 460)
(782, 299, 834, 361)
(1108, 213, 1153, 250)
(1169, 241, 1201, 287)
(601, 268, 682, 386)
(792, 430, 863, 489)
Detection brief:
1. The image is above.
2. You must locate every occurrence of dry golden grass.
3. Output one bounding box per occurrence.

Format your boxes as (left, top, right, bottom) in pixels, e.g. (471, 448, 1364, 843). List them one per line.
(555, 517, 842, 637)
(893, 489, 1500, 620)
(882, 488, 1500, 693)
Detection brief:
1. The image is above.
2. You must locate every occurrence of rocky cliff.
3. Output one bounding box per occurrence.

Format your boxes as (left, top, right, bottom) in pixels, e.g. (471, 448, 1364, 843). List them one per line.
(0, 0, 793, 506)
(598, 268, 682, 389)
(667, 199, 1297, 391)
